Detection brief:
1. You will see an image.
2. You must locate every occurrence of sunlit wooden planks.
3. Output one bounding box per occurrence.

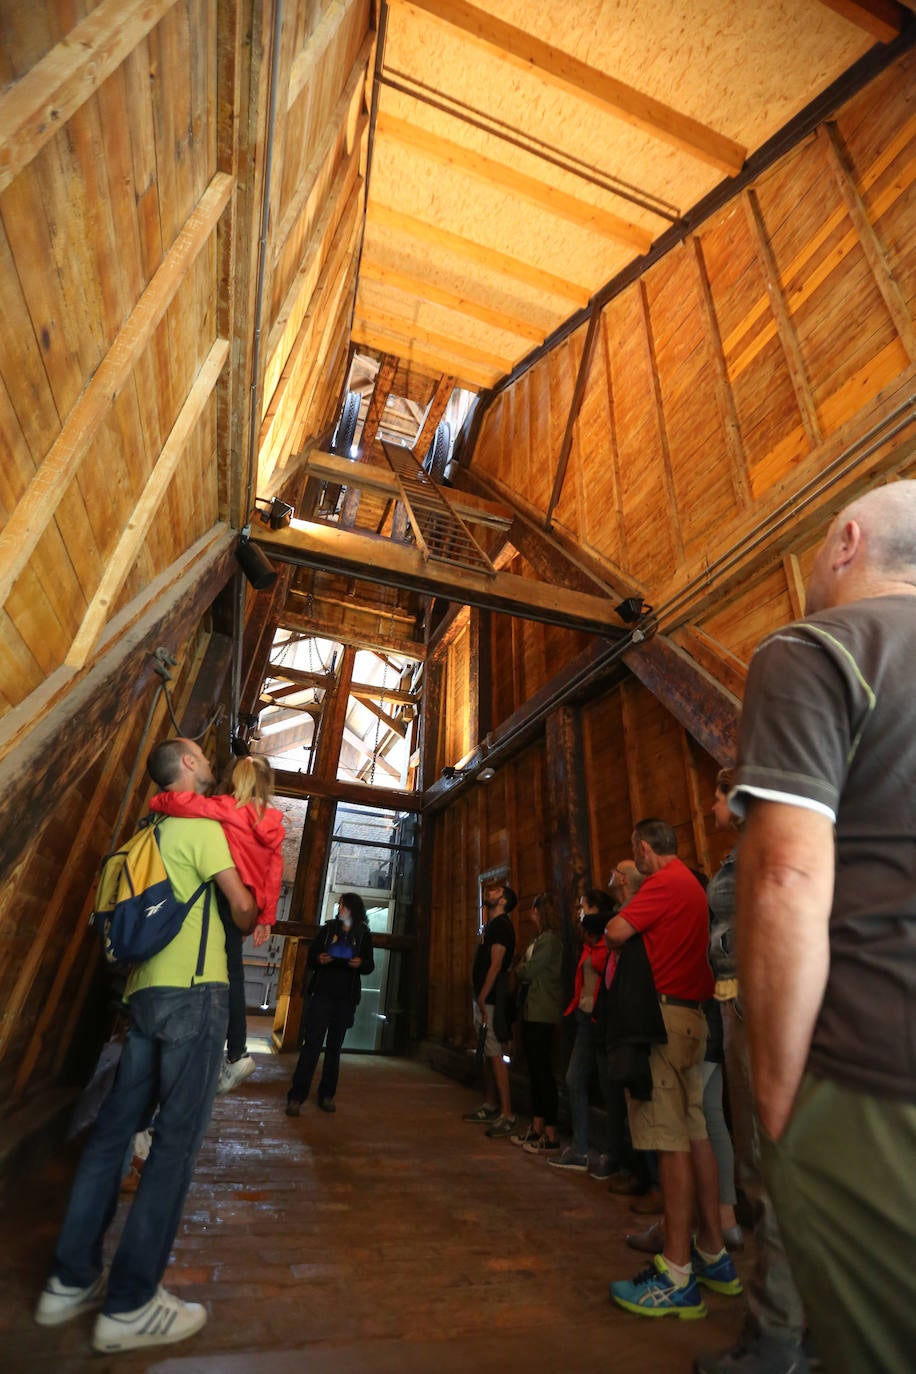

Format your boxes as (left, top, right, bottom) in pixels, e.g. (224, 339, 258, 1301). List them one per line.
(65, 338, 230, 669)
(377, 111, 653, 251)
(366, 202, 591, 306)
(0, 171, 234, 615)
(388, 0, 746, 174)
(0, 0, 181, 196)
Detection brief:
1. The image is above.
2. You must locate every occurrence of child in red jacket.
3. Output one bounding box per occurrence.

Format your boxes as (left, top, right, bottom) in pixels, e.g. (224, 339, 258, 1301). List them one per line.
(150, 754, 285, 1091)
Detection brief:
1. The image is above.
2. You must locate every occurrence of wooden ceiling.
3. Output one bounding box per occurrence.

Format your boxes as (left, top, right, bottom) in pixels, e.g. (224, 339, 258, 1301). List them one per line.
(353, 0, 899, 392)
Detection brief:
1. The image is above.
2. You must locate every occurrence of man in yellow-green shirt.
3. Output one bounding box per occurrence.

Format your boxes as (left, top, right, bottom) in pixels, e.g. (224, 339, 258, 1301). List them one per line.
(36, 738, 257, 1355)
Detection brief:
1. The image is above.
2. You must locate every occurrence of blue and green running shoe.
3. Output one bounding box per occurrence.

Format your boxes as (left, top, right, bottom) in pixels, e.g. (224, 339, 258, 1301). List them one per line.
(609, 1255, 708, 1319)
(691, 1243, 743, 1296)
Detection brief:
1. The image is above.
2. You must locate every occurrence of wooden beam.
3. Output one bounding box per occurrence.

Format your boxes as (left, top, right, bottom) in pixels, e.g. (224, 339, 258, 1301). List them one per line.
(273, 767, 422, 812)
(545, 706, 593, 916)
(413, 375, 458, 464)
(505, 518, 607, 596)
(454, 464, 642, 599)
(287, 0, 367, 109)
(0, 529, 235, 878)
(680, 729, 711, 874)
(359, 258, 545, 342)
(259, 198, 363, 476)
(389, 0, 746, 174)
(266, 663, 418, 704)
(274, 30, 374, 264)
(355, 305, 515, 371)
(377, 110, 653, 251)
(744, 189, 822, 448)
(0, 173, 234, 614)
(240, 566, 294, 715)
(815, 0, 906, 42)
(351, 324, 500, 390)
(338, 355, 399, 528)
(819, 122, 916, 361)
(688, 235, 751, 509)
(619, 680, 645, 822)
(255, 517, 625, 635)
(366, 202, 591, 305)
(677, 625, 747, 700)
(342, 723, 400, 777)
(358, 695, 408, 738)
(546, 309, 602, 525)
(279, 600, 425, 659)
(638, 280, 685, 561)
(0, 0, 180, 195)
(783, 553, 808, 620)
(265, 125, 364, 404)
(303, 448, 513, 528)
(65, 339, 230, 669)
(622, 634, 740, 767)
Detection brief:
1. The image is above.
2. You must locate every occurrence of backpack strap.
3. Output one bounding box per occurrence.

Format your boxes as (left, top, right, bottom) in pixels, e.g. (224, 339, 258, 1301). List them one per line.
(194, 882, 211, 979)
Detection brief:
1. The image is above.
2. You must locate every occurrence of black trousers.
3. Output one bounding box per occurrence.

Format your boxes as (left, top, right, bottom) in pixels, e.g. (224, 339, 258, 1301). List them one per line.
(223, 919, 248, 1063)
(289, 994, 354, 1104)
(522, 1019, 558, 1126)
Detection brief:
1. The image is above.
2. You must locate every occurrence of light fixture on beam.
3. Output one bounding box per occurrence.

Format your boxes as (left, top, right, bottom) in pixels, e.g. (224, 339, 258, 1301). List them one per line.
(615, 597, 652, 624)
(254, 497, 295, 530)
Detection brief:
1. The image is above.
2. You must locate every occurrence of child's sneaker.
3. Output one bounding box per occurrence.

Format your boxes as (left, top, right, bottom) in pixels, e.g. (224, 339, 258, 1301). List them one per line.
(523, 1134, 561, 1156)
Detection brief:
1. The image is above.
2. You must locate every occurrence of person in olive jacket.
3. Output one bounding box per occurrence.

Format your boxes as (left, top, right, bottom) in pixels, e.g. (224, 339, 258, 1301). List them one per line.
(511, 892, 564, 1155)
(285, 893, 374, 1116)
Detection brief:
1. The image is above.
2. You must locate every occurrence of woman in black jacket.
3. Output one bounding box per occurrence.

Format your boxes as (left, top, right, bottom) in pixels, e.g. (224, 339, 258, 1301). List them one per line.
(285, 893, 374, 1116)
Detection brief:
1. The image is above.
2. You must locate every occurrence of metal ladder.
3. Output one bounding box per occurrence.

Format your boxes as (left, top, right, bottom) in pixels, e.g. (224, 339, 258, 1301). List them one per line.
(381, 440, 496, 576)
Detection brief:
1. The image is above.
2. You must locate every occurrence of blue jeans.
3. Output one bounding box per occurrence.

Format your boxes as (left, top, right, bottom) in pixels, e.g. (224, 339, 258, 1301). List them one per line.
(52, 983, 228, 1313)
(566, 1010, 610, 1158)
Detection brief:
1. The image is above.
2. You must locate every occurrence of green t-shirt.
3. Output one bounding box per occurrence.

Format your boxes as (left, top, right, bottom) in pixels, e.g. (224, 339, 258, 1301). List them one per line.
(125, 817, 233, 996)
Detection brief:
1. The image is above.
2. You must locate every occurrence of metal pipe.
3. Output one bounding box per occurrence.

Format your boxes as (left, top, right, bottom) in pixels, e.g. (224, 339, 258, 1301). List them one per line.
(231, 0, 285, 740)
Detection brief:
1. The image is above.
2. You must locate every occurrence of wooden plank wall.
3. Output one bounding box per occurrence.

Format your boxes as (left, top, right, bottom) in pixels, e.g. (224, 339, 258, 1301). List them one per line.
(0, 0, 371, 1108)
(423, 51, 916, 1050)
(473, 52, 916, 644)
(426, 676, 732, 1049)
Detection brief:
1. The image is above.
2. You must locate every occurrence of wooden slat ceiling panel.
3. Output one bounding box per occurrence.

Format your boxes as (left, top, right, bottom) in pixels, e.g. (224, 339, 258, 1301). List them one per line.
(358, 0, 878, 388)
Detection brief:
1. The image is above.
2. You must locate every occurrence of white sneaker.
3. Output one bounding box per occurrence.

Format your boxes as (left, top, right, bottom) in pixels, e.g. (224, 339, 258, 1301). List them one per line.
(216, 1054, 255, 1094)
(91, 1286, 207, 1352)
(35, 1270, 107, 1326)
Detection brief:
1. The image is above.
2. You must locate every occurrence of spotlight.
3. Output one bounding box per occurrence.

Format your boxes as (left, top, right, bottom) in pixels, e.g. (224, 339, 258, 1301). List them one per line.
(615, 597, 652, 624)
(254, 497, 294, 529)
(478, 767, 496, 783)
(441, 765, 460, 781)
(236, 537, 278, 591)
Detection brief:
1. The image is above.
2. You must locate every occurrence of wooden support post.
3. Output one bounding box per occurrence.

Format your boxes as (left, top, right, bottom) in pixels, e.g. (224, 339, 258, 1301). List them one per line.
(273, 647, 356, 1050)
(546, 309, 602, 526)
(783, 553, 808, 620)
(599, 312, 630, 562)
(680, 728, 711, 875)
(688, 234, 752, 509)
(638, 280, 685, 561)
(544, 706, 593, 931)
(819, 121, 916, 361)
(413, 374, 458, 465)
(744, 189, 822, 448)
(619, 680, 645, 823)
(339, 355, 398, 528)
(623, 634, 740, 767)
(677, 625, 748, 699)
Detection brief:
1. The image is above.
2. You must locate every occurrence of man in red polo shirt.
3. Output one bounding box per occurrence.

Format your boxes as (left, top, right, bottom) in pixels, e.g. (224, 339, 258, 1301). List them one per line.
(605, 818, 740, 1320)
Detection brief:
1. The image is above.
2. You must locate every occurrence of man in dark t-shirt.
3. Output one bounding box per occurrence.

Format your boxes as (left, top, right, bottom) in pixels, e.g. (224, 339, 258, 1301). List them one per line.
(731, 481, 916, 1373)
(462, 882, 517, 1137)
